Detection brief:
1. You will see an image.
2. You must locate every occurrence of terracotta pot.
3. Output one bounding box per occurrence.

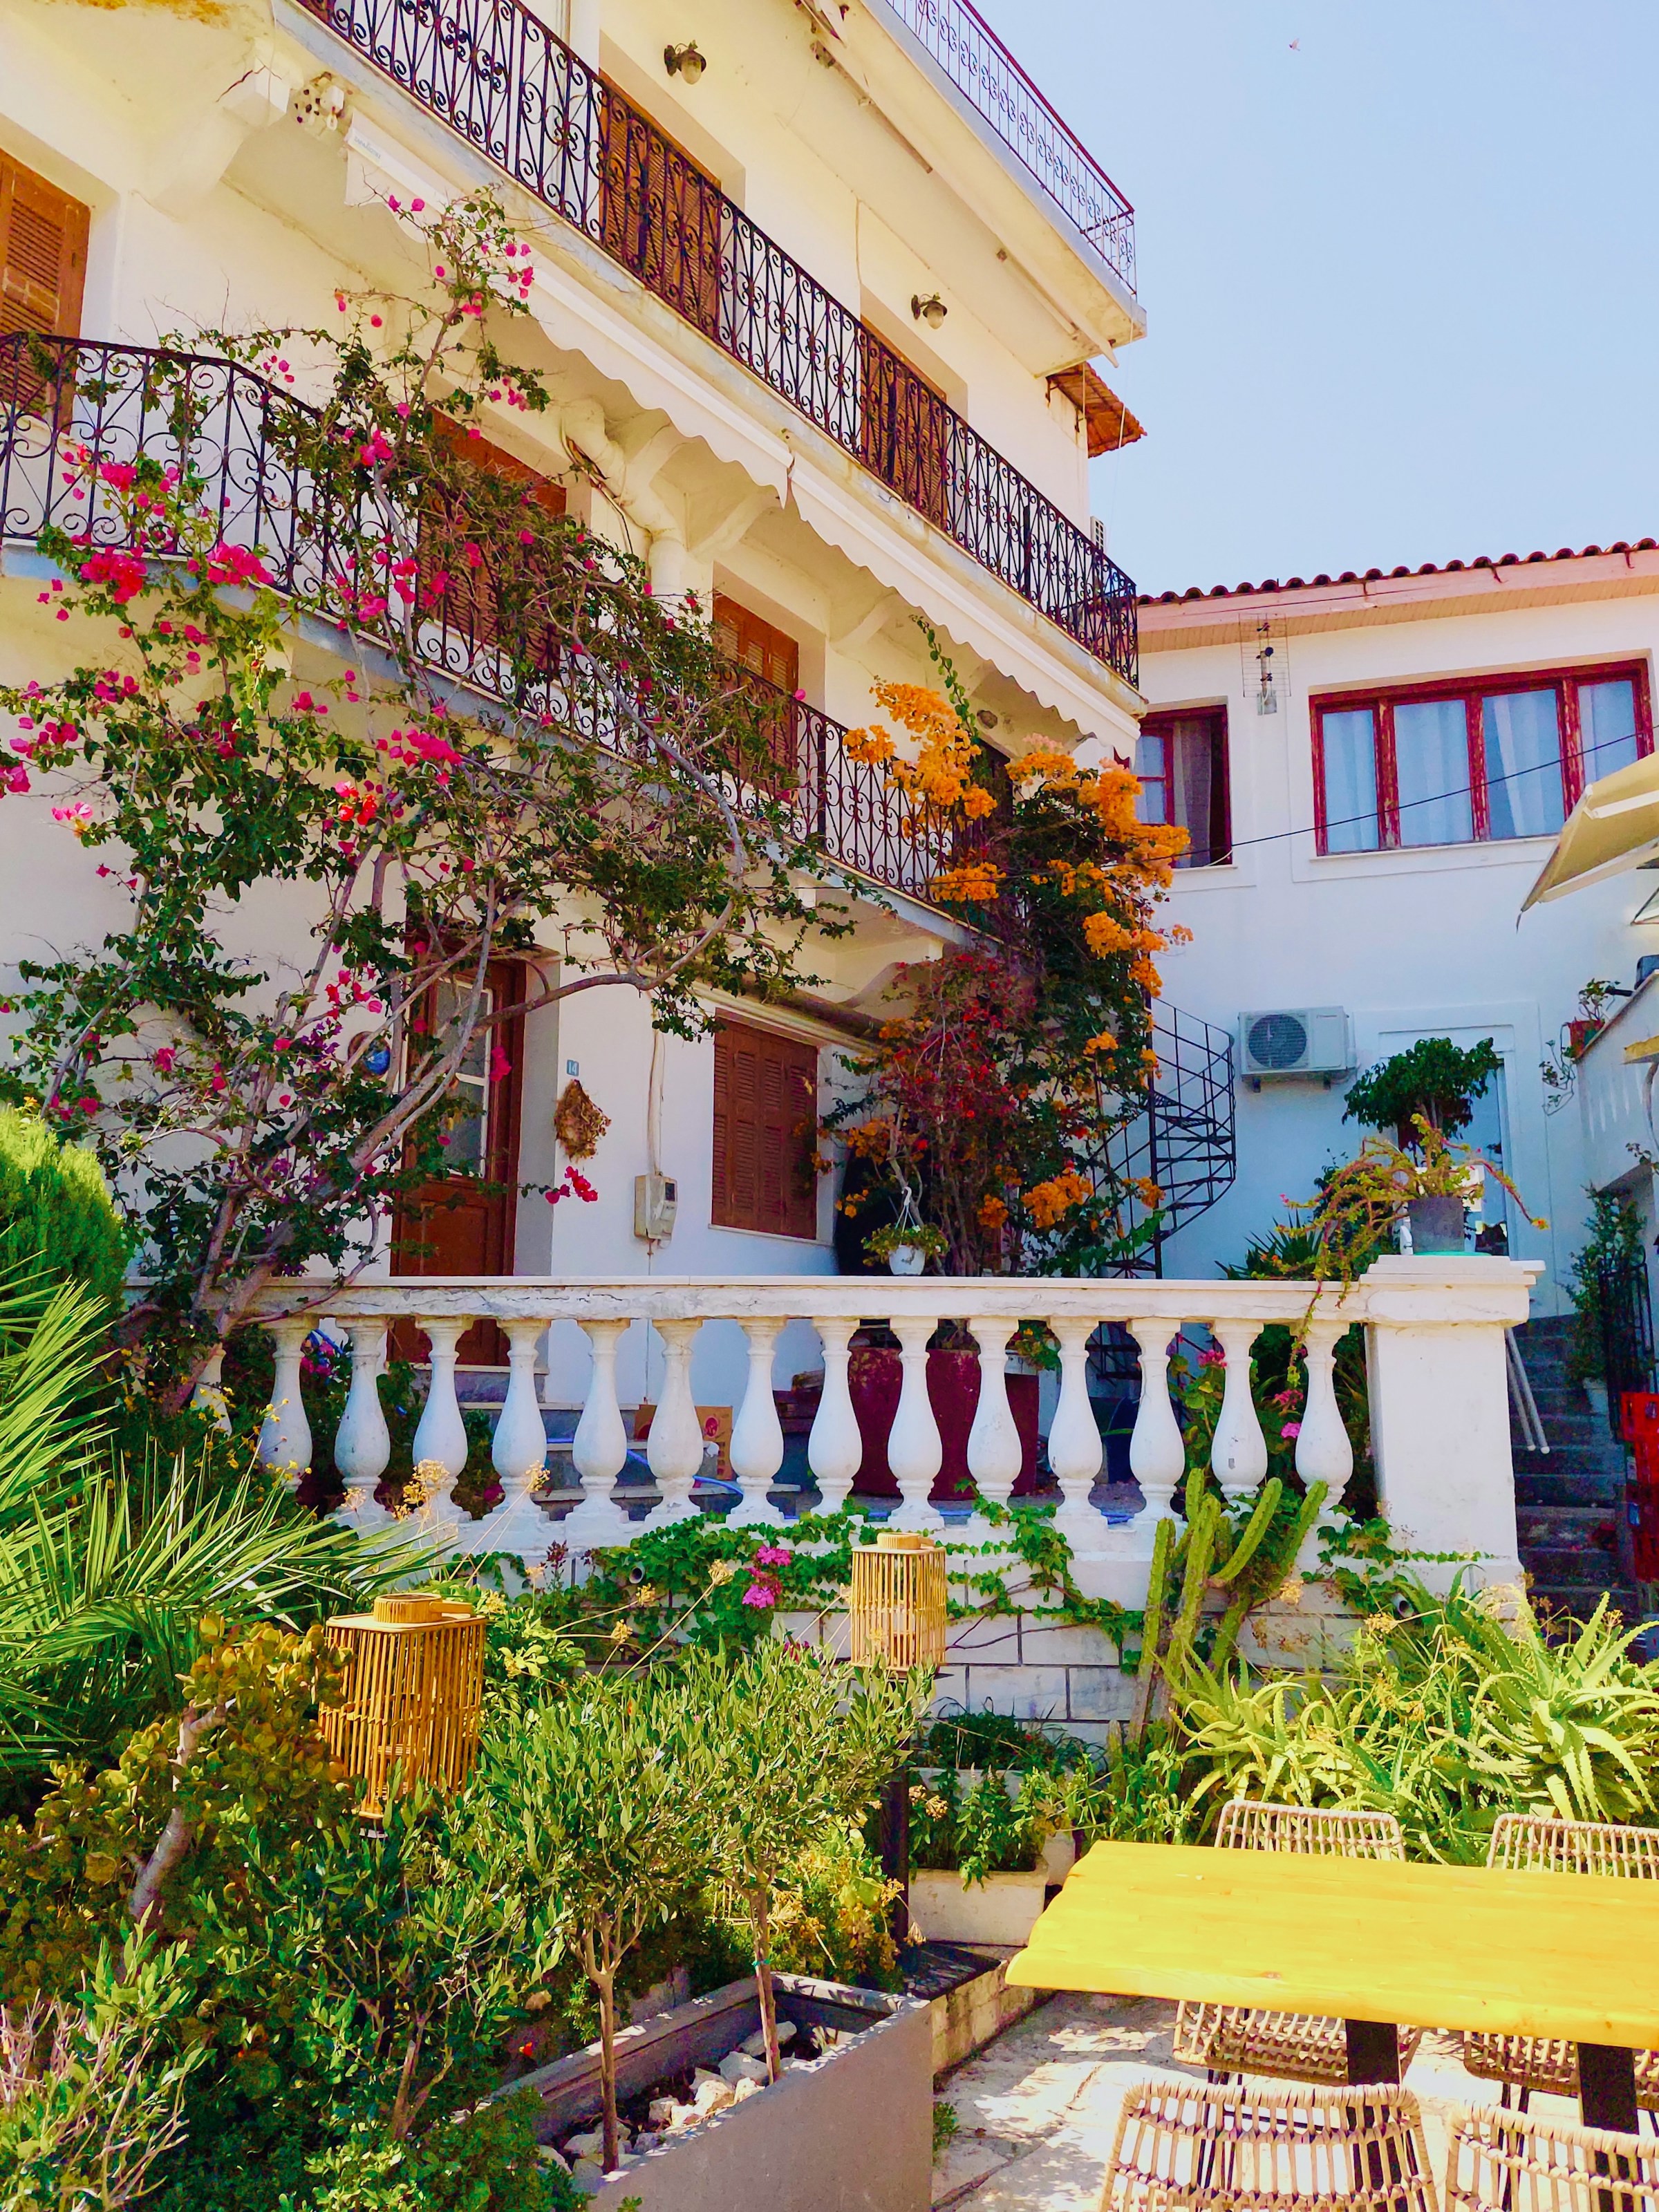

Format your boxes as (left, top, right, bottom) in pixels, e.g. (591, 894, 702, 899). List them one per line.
(847, 1343, 1039, 1501)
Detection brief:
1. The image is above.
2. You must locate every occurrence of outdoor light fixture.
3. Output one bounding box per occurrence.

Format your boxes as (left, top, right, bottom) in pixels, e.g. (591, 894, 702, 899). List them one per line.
(910, 292, 948, 330)
(319, 1594, 487, 1818)
(663, 40, 706, 82)
(848, 1532, 947, 1940)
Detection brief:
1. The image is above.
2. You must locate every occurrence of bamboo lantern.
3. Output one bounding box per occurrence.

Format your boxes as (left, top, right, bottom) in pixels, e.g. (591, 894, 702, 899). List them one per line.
(319, 1593, 487, 1817)
(848, 1530, 948, 1672)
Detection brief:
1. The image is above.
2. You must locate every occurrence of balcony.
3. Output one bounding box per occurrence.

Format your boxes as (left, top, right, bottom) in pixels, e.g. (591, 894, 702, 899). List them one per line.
(249, 1257, 1535, 1605)
(293, 0, 1138, 687)
(868, 0, 1136, 294)
(0, 333, 987, 914)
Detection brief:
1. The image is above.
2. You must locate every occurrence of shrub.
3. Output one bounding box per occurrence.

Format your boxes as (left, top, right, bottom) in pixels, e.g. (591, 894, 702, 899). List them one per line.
(1341, 1037, 1502, 1144)
(0, 1107, 128, 1317)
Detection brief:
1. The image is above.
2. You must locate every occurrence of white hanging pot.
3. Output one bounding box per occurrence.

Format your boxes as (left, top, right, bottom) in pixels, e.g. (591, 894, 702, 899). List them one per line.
(887, 1244, 927, 1276)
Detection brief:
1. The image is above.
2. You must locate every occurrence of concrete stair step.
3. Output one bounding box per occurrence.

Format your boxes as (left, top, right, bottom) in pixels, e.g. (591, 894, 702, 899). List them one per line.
(1515, 1472, 1624, 1507)
(1520, 1548, 1620, 1586)
(1529, 1584, 1643, 1624)
(1516, 1506, 1619, 1543)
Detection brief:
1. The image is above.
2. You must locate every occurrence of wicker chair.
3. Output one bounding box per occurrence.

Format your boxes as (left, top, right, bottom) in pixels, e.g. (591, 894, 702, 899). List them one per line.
(1461, 1815, 1659, 2114)
(1172, 1800, 1426, 2085)
(1100, 2078, 1438, 2212)
(1445, 2105, 1659, 2212)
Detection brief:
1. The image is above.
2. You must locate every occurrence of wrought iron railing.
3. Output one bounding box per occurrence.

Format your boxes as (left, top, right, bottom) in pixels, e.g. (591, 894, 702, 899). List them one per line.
(1092, 1001, 1237, 1280)
(0, 333, 975, 910)
(293, 0, 1137, 685)
(871, 0, 1136, 292)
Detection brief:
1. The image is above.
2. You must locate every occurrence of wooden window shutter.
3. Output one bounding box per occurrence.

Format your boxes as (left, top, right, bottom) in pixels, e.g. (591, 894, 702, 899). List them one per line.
(0, 156, 89, 342)
(712, 1020, 819, 1239)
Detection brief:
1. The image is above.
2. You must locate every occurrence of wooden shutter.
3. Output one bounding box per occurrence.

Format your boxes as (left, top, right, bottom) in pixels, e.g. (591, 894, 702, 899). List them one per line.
(0, 156, 88, 341)
(712, 1020, 819, 1240)
(712, 592, 800, 782)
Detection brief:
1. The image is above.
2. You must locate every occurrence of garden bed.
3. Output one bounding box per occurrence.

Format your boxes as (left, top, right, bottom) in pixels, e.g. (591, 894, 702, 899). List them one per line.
(505, 1970, 931, 2211)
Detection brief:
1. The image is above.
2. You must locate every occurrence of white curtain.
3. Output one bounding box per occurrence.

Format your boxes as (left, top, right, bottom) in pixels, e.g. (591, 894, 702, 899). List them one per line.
(1482, 689, 1563, 841)
(1394, 699, 1472, 847)
(1170, 717, 1215, 866)
(1320, 707, 1379, 852)
(1580, 678, 1639, 783)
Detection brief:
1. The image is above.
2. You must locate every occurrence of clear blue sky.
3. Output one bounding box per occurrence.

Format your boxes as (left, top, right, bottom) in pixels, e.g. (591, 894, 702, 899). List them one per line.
(977, 0, 1659, 598)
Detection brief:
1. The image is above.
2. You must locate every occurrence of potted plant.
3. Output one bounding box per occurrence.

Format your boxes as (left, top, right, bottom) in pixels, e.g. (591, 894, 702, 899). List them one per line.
(1341, 1035, 1504, 1149)
(1307, 1116, 1544, 1275)
(864, 1219, 948, 1277)
(906, 1767, 1071, 1945)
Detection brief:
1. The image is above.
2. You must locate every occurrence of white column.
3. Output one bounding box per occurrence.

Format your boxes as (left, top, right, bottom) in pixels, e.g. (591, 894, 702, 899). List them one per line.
(807, 1317, 862, 1515)
(469, 1318, 550, 1559)
(965, 1313, 1022, 1527)
(333, 1319, 391, 1485)
(1047, 1316, 1104, 1539)
(189, 1346, 232, 1435)
(1127, 1318, 1185, 1546)
(1209, 1319, 1268, 1501)
(1293, 1314, 1354, 1571)
(887, 1315, 943, 1531)
(643, 1318, 703, 1526)
(411, 1318, 470, 1481)
(259, 1318, 312, 1481)
(728, 1318, 787, 1527)
(1363, 1255, 1533, 1590)
(565, 1318, 632, 1546)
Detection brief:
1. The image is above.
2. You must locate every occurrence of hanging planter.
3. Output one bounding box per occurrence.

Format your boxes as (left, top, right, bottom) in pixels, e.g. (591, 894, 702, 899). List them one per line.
(863, 1220, 947, 1276)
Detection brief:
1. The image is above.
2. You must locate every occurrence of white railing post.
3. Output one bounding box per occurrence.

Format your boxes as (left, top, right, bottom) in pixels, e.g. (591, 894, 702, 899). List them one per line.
(1127, 1318, 1185, 1548)
(729, 1318, 787, 1527)
(469, 1317, 550, 1559)
(411, 1317, 471, 1485)
(1209, 1320, 1268, 1500)
(189, 1345, 232, 1434)
(259, 1318, 312, 1481)
(1047, 1316, 1104, 1538)
(644, 1318, 703, 1526)
(332, 1318, 392, 1535)
(887, 1315, 943, 1531)
(1293, 1313, 1354, 1571)
(566, 1318, 633, 1545)
(1362, 1256, 1535, 1591)
(966, 1313, 1022, 1528)
(807, 1317, 862, 1515)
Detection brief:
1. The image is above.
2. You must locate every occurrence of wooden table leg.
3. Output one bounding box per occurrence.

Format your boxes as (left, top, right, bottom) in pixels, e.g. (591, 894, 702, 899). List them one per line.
(1346, 2021, 1402, 2086)
(1578, 2043, 1638, 2134)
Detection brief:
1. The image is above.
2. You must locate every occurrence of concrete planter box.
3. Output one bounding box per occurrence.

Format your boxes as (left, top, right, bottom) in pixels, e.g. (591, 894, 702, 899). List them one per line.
(505, 1971, 930, 2212)
(909, 1870, 1051, 1946)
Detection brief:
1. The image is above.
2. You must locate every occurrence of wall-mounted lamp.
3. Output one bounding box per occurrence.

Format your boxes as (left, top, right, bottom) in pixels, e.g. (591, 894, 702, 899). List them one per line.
(975, 709, 1000, 731)
(910, 292, 948, 330)
(664, 40, 707, 82)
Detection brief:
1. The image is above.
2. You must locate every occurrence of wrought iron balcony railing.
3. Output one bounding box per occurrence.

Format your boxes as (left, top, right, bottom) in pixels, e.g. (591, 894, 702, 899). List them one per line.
(295, 0, 1138, 686)
(872, 0, 1136, 292)
(0, 333, 977, 910)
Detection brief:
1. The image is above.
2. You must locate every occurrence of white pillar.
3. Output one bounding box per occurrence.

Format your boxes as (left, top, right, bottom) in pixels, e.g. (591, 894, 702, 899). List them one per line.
(1293, 1314, 1354, 1571)
(807, 1317, 862, 1514)
(1209, 1320, 1268, 1501)
(643, 1318, 702, 1526)
(1127, 1318, 1185, 1547)
(565, 1318, 632, 1546)
(965, 1313, 1022, 1527)
(259, 1318, 312, 1481)
(333, 1319, 391, 1486)
(728, 1318, 787, 1527)
(469, 1318, 551, 1559)
(411, 1318, 471, 1482)
(1047, 1316, 1104, 1541)
(887, 1316, 943, 1531)
(190, 1346, 232, 1435)
(1363, 1255, 1534, 1590)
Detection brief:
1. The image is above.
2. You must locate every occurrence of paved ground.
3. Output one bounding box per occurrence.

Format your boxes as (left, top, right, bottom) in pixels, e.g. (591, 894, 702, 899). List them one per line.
(931, 1994, 1584, 2211)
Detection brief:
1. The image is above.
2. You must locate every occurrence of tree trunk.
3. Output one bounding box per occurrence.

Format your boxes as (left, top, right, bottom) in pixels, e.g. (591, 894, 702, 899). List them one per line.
(597, 1967, 620, 2171)
(751, 1888, 782, 2083)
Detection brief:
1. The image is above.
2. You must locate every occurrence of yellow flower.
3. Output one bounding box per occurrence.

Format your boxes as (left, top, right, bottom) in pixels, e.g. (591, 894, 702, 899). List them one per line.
(706, 1558, 738, 1587)
(608, 1618, 633, 1644)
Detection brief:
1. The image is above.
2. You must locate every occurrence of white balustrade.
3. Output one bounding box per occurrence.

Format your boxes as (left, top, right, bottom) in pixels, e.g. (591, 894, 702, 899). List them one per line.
(1293, 1315, 1355, 1570)
(189, 1345, 232, 1435)
(250, 1257, 1539, 1598)
(259, 1318, 312, 1482)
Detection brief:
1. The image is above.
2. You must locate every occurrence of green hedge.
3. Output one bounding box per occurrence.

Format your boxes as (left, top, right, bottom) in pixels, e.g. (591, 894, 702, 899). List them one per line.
(0, 1106, 129, 1309)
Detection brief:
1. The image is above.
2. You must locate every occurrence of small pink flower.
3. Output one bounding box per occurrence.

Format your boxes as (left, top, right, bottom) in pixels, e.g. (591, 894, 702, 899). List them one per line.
(1280, 1420, 1302, 1439)
(753, 1544, 793, 1568)
(741, 1584, 778, 1610)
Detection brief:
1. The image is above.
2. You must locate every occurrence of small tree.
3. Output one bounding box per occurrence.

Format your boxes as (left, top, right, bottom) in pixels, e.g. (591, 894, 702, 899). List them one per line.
(679, 1640, 924, 2083)
(1341, 1037, 1501, 1147)
(504, 1676, 702, 2171)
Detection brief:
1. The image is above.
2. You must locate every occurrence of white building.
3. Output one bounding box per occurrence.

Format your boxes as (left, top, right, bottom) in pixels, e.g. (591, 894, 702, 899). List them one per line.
(1136, 542, 1659, 1313)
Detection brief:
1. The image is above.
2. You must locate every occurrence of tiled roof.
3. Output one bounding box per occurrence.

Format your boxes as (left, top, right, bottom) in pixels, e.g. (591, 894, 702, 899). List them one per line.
(1140, 540, 1659, 606)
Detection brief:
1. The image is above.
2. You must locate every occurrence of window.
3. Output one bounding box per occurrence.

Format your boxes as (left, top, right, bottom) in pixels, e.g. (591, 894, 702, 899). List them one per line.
(1, 153, 88, 415)
(712, 1020, 820, 1239)
(712, 592, 800, 782)
(1135, 709, 1230, 866)
(1313, 663, 1652, 855)
(418, 419, 565, 660)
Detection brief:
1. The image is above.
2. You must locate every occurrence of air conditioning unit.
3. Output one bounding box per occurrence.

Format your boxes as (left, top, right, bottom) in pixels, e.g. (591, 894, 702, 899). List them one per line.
(1239, 1007, 1352, 1088)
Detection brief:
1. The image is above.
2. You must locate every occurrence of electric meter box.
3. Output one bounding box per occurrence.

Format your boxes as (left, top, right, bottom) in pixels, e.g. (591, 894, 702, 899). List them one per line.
(633, 1174, 677, 1240)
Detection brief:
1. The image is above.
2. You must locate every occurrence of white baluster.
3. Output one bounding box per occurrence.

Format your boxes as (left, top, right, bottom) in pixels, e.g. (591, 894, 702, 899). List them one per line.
(334, 1319, 391, 1484)
(807, 1318, 862, 1515)
(565, 1319, 633, 1546)
(411, 1318, 470, 1480)
(1127, 1318, 1185, 1548)
(259, 1318, 312, 1481)
(468, 1318, 550, 1559)
(887, 1315, 943, 1531)
(1295, 1315, 1354, 1565)
(728, 1318, 786, 1527)
(1209, 1319, 1269, 1500)
(965, 1314, 1022, 1530)
(190, 1345, 232, 1435)
(643, 1318, 703, 1527)
(1047, 1317, 1104, 1541)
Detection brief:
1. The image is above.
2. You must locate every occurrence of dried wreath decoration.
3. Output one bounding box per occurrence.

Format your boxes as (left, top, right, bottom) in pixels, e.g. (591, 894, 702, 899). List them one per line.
(554, 1078, 611, 1161)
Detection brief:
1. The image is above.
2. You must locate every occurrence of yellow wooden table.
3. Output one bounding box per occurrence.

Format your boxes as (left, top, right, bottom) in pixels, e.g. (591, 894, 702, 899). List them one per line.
(1007, 1841, 1659, 2131)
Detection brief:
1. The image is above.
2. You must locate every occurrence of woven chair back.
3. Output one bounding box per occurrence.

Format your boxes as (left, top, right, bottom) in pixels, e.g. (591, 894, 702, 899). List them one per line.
(1215, 1800, 1409, 1860)
(1445, 2106, 1659, 2212)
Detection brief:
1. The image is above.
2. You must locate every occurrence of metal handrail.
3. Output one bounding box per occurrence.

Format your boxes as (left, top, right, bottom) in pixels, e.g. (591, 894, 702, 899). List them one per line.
(872, 0, 1136, 290)
(1094, 1000, 1237, 1276)
(0, 332, 976, 910)
(294, 0, 1137, 685)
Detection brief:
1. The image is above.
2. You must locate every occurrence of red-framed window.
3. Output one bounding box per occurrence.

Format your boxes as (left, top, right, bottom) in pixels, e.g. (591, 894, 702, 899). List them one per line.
(1135, 707, 1230, 867)
(1311, 661, 1652, 856)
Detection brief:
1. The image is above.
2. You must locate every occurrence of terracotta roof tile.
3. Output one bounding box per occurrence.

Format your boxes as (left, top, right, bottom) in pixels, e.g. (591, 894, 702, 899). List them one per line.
(1142, 538, 1659, 605)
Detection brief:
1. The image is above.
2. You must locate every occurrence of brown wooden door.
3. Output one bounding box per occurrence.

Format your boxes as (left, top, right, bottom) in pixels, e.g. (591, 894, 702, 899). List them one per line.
(711, 1020, 819, 1241)
(712, 592, 800, 785)
(859, 326, 949, 529)
(597, 84, 724, 341)
(0, 155, 88, 415)
(391, 962, 526, 1365)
